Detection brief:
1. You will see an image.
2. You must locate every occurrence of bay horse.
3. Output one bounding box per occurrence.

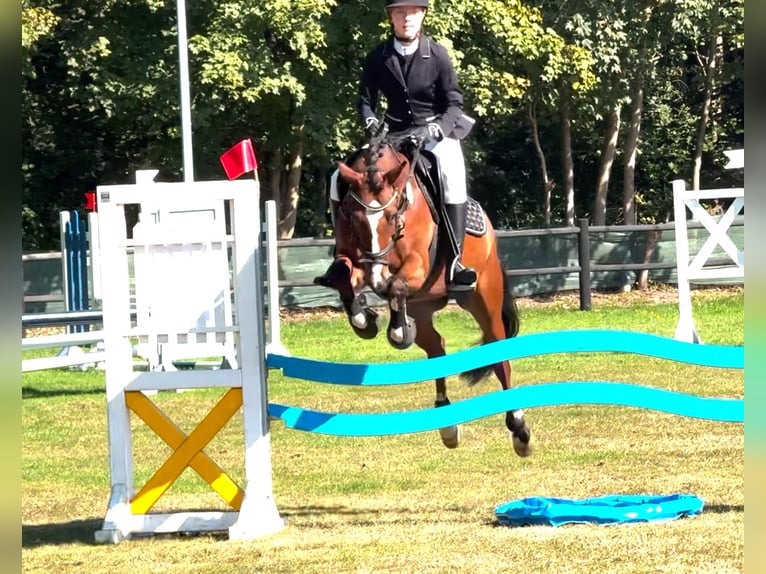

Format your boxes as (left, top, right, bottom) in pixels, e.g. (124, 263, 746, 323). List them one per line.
(314, 129, 531, 456)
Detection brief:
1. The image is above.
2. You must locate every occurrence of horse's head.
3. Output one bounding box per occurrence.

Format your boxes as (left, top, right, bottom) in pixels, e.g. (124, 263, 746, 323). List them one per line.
(336, 139, 412, 272)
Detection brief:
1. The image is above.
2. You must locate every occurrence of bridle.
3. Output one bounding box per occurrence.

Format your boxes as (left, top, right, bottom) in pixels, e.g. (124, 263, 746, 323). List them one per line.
(345, 142, 413, 264)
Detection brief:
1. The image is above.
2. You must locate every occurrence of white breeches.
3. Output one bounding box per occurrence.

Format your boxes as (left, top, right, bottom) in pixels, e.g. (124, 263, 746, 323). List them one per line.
(425, 136, 466, 204)
(330, 169, 341, 202)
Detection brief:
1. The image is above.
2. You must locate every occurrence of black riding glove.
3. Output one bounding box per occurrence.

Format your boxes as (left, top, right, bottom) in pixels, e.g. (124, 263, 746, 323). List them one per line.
(412, 123, 444, 146)
(426, 123, 445, 142)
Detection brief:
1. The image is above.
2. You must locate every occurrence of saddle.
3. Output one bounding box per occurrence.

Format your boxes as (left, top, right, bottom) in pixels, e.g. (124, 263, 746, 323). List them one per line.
(411, 150, 486, 238)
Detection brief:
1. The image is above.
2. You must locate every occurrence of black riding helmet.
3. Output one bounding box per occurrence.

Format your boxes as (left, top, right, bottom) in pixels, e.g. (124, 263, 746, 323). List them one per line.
(385, 0, 429, 8)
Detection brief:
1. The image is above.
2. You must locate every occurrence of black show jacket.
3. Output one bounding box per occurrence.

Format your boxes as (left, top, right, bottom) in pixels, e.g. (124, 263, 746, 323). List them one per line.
(357, 35, 474, 140)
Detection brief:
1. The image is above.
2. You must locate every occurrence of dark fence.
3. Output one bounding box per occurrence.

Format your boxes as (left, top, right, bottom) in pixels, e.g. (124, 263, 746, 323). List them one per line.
(23, 218, 744, 314)
(270, 218, 744, 311)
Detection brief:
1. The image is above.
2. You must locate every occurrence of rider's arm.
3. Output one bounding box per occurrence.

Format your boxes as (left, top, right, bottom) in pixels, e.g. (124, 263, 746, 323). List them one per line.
(357, 49, 380, 129)
(431, 43, 464, 139)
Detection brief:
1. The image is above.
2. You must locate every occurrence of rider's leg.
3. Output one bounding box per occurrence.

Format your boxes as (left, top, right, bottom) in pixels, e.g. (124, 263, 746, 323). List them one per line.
(328, 169, 341, 229)
(315, 169, 356, 286)
(444, 202, 477, 289)
(426, 137, 477, 291)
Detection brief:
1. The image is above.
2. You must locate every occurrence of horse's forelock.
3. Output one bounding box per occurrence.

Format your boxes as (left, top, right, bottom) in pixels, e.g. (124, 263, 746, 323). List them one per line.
(363, 142, 408, 192)
(337, 161, 364, 191)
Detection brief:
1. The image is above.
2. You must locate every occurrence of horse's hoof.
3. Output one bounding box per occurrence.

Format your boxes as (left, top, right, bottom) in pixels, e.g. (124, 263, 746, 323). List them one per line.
(510, 429, 533, 458)
(440, 425, 462, 449)
(350, 307, 380, 339)
(387, 316, 416, 350)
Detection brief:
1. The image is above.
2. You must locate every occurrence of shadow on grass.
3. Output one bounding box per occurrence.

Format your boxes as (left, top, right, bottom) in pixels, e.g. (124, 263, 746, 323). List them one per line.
(22, 386, 103, 399)
(704, 503, 744, 514)
(23, 519, 103, 547)
(279, 503, 476, 529)
(22, 519, 236, 546)
(280, 504, 382, 519)
(22, 506, 380, 546)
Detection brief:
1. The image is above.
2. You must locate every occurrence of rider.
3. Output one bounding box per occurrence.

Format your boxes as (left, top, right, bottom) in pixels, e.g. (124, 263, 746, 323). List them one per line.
(325, 0, 477, 293)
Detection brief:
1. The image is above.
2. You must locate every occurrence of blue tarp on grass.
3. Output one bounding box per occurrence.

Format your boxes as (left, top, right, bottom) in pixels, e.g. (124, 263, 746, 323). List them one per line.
(495, 494, 704, 527)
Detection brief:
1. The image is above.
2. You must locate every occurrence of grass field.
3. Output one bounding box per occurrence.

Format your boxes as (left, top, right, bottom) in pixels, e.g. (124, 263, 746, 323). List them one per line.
(22, 286, 744, 573)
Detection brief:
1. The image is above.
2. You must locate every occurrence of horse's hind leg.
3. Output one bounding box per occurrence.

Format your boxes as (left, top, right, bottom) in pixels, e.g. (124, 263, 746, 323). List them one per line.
(493, 361, 532, 457)
(410, 304, 460, 448)
(466, 292, 532, 457)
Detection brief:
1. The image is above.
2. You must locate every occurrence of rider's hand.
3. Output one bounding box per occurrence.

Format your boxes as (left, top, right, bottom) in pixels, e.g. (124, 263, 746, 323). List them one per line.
(411, 123, 444, 145)
(426, 123, 444, 142)
(364, 116, 381, 138)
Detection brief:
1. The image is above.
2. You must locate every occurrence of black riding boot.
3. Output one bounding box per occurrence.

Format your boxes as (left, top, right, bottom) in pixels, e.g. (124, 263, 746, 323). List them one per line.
(314, 199, 348, 287)
(444, 202, 477, 292)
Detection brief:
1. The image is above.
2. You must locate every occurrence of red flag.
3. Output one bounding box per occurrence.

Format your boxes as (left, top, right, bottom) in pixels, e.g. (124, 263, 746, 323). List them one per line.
(84, 191, 97, 212)
(220, 138, 258, 180)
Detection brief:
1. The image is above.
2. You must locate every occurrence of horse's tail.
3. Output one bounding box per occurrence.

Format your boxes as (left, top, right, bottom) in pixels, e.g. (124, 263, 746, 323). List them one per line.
(501, 270, 520, 339)
(461, 264, 520, 386)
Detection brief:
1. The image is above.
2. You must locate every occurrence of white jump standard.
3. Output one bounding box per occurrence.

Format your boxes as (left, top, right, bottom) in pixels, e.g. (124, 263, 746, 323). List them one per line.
(94, 173, 283, 543)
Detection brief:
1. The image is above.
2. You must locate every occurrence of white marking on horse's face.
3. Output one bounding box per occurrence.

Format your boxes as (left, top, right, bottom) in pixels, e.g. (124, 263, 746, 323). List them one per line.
(366, 204, 389, 291)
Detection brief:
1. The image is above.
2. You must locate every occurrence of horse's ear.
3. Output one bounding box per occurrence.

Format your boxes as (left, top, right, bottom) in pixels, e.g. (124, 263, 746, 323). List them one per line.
(337, 162, 363, 187)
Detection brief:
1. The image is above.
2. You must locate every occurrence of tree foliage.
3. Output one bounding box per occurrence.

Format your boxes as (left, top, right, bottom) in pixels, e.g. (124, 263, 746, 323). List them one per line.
(22, 0, 743, 250)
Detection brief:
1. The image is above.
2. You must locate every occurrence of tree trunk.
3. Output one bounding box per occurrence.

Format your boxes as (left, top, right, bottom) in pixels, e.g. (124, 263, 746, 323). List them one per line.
(527, 99, 553, 226)
(269, 148, 282, 205)
(315, 164, 329, 235)
(692, 33, 719, 190)
(636, 229, 659, 290)
(278, 125, 304, 239)
(559, 81, 575, 226)
(592, 102, 621, 226)
(622, 77, 644, 225)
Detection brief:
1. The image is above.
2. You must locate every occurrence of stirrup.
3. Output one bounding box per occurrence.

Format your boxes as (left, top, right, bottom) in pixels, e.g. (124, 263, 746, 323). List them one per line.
(447, 261, 477, 292)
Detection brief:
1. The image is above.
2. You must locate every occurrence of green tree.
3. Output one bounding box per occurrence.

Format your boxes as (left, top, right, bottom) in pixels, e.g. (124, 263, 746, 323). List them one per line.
(22, 0, 186, 249)
(21, 0, 743, 252)
(431, 0, 596, 227)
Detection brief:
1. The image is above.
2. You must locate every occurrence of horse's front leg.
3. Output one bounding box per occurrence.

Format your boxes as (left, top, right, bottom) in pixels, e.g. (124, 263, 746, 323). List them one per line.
(384, 256, 431, 349)
(315, 255, 380, 339)
(385, 274, 416, 349)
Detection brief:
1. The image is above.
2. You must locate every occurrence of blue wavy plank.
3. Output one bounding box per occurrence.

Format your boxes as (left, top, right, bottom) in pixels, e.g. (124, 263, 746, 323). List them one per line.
(266, 330, 743, 386)
(267, 382, 744, 436)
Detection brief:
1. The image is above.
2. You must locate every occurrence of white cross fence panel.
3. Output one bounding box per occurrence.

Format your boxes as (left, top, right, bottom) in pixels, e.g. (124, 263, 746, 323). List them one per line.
(130, 170, 237, 371)
(672, 179, 744, 343)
